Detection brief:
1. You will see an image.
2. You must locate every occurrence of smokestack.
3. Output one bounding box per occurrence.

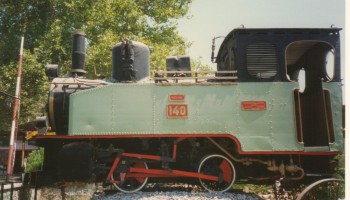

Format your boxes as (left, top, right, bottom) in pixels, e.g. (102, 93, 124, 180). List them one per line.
(71, 29, 86, 76)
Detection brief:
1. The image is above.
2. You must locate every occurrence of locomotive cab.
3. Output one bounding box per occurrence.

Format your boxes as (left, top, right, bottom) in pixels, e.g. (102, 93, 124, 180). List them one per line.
(215, 28, 342, 149)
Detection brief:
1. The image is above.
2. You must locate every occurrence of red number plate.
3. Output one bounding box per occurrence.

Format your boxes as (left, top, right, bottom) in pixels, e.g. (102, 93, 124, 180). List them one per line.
(241, 101, 267, 111)
(169, 94, 185, 102)
(167, 104, 188, 118)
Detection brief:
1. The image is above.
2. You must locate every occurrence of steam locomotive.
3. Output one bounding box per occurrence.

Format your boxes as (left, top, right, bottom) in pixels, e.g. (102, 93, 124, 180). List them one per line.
(35, 28, 343, 192)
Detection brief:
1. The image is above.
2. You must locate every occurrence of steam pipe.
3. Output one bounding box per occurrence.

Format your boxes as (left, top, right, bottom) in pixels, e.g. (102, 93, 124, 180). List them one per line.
(211, 36, 225, 63)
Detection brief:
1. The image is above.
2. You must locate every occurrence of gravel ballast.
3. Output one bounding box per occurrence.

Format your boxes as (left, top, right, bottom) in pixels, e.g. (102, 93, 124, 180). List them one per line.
(92, 191, 262, 200)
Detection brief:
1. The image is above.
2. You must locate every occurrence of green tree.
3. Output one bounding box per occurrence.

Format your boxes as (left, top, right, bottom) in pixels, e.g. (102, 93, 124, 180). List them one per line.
(0, 50, 47, 130)
(191, 57, 213, 71)
(0, 0, 192, 130)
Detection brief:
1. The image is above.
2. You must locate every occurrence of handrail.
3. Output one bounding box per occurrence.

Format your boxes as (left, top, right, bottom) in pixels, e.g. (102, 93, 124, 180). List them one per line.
(154, 70, 238, 83)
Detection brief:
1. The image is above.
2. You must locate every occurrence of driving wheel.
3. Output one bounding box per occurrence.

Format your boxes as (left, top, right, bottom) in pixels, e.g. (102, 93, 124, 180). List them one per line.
(111, 161, 148, 193)
(198, 154, 236, 192)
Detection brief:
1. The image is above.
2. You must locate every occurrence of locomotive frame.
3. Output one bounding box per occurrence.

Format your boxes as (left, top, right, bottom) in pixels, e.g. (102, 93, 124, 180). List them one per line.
(34, 27, 343, 193)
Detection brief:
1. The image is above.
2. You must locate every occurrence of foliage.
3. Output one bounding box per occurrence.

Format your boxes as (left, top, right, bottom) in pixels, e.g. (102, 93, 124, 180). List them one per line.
(191, 58, 213, 71)
(332, 154, 345, 180)
(0, 50, 48, 130)
(234, 182, 303, 200)
(0, 0, 192, 129)
(296, 179, 345, 200)
(25, 147, 44, 173)
(233, 183, 273, 198)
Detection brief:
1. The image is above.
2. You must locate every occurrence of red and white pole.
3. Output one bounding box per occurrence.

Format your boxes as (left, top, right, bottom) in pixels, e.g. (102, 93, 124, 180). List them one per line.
(7, 37, 24, 177)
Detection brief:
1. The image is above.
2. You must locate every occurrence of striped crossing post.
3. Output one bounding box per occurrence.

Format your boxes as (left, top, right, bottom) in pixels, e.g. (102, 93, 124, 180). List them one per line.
(7, 37, 24, 177)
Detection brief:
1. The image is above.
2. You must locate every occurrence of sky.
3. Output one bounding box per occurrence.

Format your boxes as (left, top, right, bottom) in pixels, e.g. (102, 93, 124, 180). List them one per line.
(177, 0, 345, 69)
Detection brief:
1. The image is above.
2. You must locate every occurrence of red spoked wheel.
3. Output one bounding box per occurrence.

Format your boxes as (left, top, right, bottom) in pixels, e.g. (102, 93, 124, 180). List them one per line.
(198, 154, 236, 192)
(111, 161, 148, 193)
